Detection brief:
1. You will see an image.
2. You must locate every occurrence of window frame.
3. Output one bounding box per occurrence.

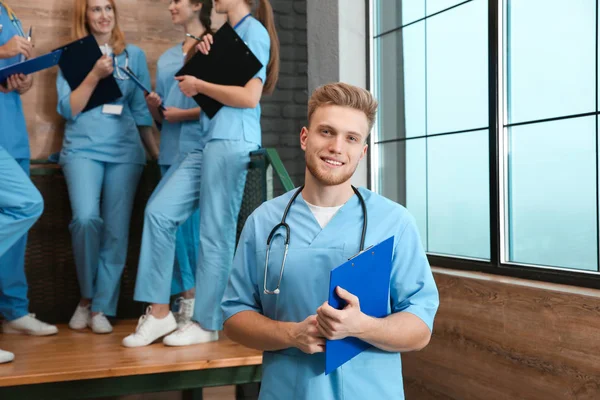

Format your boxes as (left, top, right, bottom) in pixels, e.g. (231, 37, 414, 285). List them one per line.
(368, 0, 600, 289)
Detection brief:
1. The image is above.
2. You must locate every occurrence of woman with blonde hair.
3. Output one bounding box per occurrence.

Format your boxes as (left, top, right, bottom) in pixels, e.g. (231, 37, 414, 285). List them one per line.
(56, 0, 158, 334)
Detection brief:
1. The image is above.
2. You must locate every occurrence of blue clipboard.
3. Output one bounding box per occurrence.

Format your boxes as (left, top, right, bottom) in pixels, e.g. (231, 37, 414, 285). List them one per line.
(0, 49, 63, 84)
(325, 236, 394, 375)
(118, 66, 166, 112)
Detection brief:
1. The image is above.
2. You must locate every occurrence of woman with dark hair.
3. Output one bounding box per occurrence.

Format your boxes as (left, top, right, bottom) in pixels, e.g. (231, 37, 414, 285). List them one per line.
(141, 0, 214, 331)
(123, 0, 280, 348)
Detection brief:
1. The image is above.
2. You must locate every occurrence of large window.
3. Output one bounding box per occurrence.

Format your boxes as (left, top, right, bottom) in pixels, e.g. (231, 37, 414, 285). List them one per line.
(371, 0, 600, 286)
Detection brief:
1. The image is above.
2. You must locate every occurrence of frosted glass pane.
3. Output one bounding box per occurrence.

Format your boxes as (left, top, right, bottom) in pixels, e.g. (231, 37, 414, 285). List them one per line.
(507, 117, 597, 271)
(378, 140, 428, 248)
(403, 0, 425, 25)
(406, 139, 428, 247)
(428, 130, 490, 259)
(427, 0, 467, 16)
(426, 0, 488, 134)
(375, 0, 403, 34)
(375, 32, 402, 141)
(376, 23, 426, 141)
(507, 0, 595, 123)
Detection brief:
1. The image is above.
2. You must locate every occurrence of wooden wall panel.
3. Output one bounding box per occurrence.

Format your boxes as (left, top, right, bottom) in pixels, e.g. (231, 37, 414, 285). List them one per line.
(10, 0, 225, 159)
(403, 270, 600, 400)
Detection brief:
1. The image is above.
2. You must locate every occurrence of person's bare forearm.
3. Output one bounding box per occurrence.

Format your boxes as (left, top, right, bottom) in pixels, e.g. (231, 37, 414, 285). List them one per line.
(357, 312, 432, 352)
(179, 107, 200, 121)
(224, 311, 295, 351)
(149, 104, 163, 123)
(70, 72, 100, 117)
(196, 80, 261, 109)
(138, 126, 159, 160)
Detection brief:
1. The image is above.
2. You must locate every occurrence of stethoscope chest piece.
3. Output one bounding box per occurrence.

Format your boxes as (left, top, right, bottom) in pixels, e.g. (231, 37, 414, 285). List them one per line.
(263, 185, 368, 296)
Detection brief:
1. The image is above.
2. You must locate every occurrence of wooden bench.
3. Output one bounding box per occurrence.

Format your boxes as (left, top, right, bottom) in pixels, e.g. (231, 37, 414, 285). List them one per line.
(0, 320, 262, 399)
(1, 148, 294, 399)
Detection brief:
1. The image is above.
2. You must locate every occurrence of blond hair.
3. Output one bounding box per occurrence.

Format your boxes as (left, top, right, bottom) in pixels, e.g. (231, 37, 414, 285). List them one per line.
(308, 82, 378, 133)
(72, 0, 126, 55)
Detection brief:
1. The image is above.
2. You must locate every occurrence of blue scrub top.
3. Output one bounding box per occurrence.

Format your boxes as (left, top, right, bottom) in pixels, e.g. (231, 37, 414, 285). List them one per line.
(156, 44, 203, 166)
(0, 3, 29, 159)
(56, 44, 153, 165)
(223, 187, 440, 399)
(198, 16, 270, 150)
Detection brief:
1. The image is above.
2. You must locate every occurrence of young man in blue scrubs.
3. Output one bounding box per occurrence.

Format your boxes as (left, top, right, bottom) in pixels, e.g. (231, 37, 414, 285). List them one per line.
(0, 0, 59, 364)
(222, 83, 440, 399)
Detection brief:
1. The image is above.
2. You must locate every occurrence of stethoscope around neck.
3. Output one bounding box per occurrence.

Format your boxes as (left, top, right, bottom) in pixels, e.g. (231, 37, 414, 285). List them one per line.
(0, 2, 25, 37)
(113, 49, 130, 80)
(263, 185, 368, 295)
(101, 44, 130, 81)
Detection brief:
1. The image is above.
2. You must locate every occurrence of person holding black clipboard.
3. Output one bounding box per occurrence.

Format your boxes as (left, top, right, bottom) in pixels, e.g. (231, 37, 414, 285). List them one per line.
(0, 1, 59, 364)
(135, 0, 214, 332)
(56, 0, 158, 335)
(123, 0, 279, 347)
(221, 83, 439, 399)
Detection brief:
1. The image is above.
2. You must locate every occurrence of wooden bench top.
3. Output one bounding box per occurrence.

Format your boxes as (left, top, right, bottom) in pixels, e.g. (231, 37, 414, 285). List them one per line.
(0, 320, 262, 387)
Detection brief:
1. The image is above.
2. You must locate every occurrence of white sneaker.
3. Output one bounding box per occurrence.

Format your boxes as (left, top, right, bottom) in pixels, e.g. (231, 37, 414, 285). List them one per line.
(173, 297, 195, 328)
(121, 307, 177, 348)
(163, 321, 218, 347)
(90, 313, 113, 334)
(0, 349, 15, 364)
(2, 314, 58, 336)
(69, 304, 91, 330)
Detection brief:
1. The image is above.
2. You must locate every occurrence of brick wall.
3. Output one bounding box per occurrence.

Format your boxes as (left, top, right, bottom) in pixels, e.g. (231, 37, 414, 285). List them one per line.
(261, 0, 308, 190)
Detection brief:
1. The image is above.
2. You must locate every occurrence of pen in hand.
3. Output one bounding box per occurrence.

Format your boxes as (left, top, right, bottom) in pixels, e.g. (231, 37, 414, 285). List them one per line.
(21, 26, 32, 62)
(186, 33, 202, 41)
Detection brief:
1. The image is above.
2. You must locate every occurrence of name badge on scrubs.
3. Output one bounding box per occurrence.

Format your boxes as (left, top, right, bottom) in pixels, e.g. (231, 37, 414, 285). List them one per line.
(102, 104, 123, 115)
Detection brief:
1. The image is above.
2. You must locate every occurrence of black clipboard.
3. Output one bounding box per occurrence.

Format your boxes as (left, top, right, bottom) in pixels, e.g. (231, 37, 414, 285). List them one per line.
(175, 23, 263, 118)
(54, 35, 122, 113)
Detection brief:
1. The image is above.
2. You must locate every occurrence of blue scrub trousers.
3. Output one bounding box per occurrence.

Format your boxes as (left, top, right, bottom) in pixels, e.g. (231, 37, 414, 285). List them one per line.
(135, 139, 257, 330)
(62, 158, 143, 316)
(159, 164, 198, 296)
(0, 148, 44, 321)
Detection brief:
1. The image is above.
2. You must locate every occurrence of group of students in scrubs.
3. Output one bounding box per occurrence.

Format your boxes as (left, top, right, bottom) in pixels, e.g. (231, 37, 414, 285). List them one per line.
(1, 0, 441, 397)
(0, 0, 280, 360)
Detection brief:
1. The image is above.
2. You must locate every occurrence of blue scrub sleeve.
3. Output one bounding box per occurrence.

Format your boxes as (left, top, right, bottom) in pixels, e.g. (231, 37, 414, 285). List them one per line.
(222, 213, 263, 322)
(56, 69, 75, 120)
(245, 26, 270, 83)
(129, 49, 153, 127)
(155, 63, 165, 100)
(390, 214, 439, 332)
